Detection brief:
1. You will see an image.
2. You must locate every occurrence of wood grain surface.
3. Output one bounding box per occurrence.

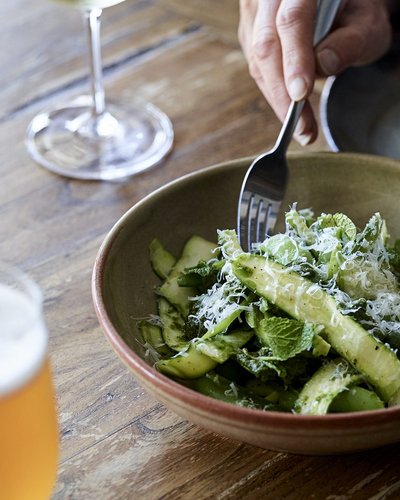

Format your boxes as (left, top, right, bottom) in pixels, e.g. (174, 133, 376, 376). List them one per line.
(2, 1, 400, 498)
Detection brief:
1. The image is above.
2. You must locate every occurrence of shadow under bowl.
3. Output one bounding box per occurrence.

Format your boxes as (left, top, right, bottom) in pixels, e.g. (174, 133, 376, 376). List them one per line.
(93, 152, 400, 455)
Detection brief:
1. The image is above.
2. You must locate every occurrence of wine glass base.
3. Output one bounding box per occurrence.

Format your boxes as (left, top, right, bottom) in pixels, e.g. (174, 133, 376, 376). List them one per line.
(26, 96, 174, 181)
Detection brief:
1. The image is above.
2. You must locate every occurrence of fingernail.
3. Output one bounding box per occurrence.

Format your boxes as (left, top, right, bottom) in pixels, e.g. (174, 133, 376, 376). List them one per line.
(288, 77, 308, 101)
(294, 132, 313, 146)
(317, 48, 340, 75)
(294, 118, 312, 145)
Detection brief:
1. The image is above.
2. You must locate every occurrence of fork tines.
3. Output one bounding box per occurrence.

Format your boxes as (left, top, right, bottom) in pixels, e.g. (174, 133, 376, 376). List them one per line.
(240, 191, 278, 252)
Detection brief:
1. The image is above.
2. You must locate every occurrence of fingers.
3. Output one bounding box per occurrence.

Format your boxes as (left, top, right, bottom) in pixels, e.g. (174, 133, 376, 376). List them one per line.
(276, 0, 319, 145)
(250, 0, 283, 117)
(239, 0, 319, 145)
(239, 0, 318, 145)
(293, 102, 318, 146)
(276, 0, 317, 101)
(315, 0, 392, 76)
(238, 0, 259, 62)
(239, 0, 393, 146)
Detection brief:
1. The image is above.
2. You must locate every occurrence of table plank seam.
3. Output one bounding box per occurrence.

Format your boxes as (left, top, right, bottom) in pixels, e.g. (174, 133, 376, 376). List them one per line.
(0, 22, 203, 124)
(58, 401, 166, 465)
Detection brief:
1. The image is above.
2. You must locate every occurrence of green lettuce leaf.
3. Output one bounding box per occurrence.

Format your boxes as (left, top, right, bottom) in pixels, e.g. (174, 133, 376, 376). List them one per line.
(259, 233, 312, 266)
(317, 212, 357, 242)
(256, 317, 315, 360)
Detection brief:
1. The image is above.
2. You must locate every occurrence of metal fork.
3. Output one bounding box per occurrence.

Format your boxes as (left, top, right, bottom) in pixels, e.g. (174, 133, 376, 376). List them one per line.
(237, 0, 341, 252)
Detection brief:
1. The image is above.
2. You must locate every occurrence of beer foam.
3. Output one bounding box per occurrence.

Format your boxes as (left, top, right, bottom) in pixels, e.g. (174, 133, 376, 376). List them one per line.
(0, 283, 47, 397)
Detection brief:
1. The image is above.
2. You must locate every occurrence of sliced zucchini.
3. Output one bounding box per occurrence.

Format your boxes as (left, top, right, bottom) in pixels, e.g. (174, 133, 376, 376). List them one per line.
(196, 329, 253, 362)
(232, 253, 400, 404)
(149, 238, 176, 279)
(158, 298, 188, 352)
(295, 359, 362, 415)
(329, 386, 385, 413)
(138, 321, 172, 356)
(200, 301, 247, 341)
(218, 229, 243, 258)
(156, 342, 217, 379)
(312, 334, 331, 357)
(157, 330, 253, 379)
(158, 235, 216, 317)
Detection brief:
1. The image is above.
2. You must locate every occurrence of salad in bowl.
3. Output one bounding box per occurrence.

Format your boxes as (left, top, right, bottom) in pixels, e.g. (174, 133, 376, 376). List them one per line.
(141, 207, 400, 415)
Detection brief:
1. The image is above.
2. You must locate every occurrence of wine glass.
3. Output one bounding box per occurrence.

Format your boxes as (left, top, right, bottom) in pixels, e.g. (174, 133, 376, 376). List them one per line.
(26, 0, 174, 181)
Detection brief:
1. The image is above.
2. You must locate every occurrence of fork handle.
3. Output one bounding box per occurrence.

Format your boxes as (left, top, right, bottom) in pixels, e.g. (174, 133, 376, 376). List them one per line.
(273, 100, 304, 156)
(272, 0, 341, 155)
(314, 0, 342, 46)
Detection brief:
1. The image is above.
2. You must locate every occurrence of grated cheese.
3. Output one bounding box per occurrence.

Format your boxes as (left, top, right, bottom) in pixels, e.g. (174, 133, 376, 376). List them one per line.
(257, 209, 400, 345)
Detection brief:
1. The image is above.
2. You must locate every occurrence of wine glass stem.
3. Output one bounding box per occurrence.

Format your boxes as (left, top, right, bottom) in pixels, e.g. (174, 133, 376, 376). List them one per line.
(84, 8, 106, 118)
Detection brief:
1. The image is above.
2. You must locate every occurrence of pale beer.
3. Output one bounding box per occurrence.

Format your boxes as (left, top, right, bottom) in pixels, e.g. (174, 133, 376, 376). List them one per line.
(0, 269, 59, 499)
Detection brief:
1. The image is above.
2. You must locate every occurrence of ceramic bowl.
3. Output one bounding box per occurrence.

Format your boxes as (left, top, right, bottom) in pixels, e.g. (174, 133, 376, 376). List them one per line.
(92, 152, 400, 455)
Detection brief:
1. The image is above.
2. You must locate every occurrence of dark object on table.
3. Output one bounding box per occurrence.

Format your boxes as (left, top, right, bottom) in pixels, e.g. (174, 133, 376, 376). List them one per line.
(320, 41, 400, 159)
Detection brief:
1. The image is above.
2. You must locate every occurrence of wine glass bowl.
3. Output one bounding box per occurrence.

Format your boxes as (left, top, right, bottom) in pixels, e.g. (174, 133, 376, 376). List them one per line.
(26, 95, 174, 181)
(26, 3, 173, 181)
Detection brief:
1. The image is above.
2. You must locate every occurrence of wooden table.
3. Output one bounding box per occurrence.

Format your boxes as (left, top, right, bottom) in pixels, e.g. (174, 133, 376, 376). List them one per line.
(2, 1, 400, 498)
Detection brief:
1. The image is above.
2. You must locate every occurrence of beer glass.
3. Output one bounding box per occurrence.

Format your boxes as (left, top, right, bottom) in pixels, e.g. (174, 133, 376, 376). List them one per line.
(26, 0, 173, 181)
(0, 263, 59, 500)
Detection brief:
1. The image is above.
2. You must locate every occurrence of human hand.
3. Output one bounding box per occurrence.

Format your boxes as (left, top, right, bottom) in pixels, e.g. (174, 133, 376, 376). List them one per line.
(239, 0, 393, 145)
